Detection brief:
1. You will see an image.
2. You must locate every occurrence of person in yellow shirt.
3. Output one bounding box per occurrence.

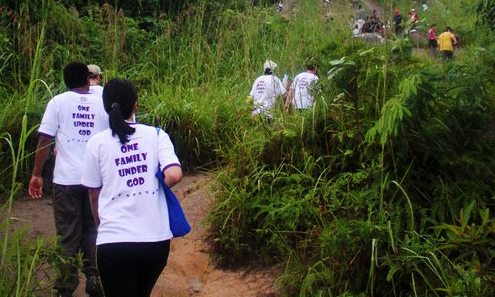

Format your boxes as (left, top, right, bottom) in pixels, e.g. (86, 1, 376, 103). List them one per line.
(437, 27, 458, 60)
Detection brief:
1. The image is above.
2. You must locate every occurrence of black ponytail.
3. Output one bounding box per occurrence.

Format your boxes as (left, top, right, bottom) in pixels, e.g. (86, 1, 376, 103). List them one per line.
(103, 79, 137, 144)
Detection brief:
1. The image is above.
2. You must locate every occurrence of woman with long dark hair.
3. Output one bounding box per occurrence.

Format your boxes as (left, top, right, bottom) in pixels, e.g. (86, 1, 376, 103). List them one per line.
(81, 78, 182, 297)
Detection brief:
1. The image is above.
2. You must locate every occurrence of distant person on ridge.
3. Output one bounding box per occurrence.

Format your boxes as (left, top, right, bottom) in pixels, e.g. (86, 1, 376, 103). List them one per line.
(249, 60, 287, 118)
(408, 8, 419, 24)
(370, 10, 382, 33)
(422, 2, 429, 11)
(437, 26, 457, 60)
(393, 9, 403, 35)
(285, 65, 319, 112)
(427, 24, 437, 55)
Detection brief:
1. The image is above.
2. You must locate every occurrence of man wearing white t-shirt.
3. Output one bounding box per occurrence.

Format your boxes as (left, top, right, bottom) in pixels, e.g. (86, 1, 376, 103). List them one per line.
(286, 65, 319, 111)
(249, 60, 286, 118)
(28, 62, 107, 297)
(88, 64, 104, 98)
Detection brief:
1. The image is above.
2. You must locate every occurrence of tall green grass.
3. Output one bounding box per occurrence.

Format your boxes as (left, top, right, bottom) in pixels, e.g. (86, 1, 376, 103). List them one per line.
(205, 1, 495, 296)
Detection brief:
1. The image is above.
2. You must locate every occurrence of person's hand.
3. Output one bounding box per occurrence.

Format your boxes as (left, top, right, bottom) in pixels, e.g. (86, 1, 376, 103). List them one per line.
(28, 176, 44, 199)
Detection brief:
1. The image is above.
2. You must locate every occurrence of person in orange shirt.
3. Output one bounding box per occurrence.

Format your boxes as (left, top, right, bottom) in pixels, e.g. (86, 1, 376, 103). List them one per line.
(437, 27, 458, 60)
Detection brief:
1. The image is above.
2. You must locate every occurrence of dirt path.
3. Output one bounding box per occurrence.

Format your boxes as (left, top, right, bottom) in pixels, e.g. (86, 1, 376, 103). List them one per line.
(151, 174, 278, 297)
(8, 174, 279, 297)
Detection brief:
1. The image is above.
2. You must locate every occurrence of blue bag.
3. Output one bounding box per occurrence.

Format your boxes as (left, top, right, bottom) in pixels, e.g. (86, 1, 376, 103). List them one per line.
(156, 170, 191, 237)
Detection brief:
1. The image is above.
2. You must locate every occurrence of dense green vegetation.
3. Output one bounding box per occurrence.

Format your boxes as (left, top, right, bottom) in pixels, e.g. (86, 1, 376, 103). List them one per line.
(1, 0, 494, 296)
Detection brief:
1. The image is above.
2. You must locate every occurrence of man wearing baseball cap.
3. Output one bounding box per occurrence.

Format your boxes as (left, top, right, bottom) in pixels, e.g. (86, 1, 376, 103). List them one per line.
(248, 59, 286, 118)
(88, 64, 103, 98)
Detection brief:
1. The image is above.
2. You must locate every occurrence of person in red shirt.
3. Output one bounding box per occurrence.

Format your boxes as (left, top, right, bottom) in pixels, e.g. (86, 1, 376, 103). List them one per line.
(409, 9, 419, 23)
(427, 24, 437, 55)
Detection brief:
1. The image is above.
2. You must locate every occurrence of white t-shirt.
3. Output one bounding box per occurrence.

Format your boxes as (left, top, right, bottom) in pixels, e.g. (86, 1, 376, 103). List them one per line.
(81, 124, 181, 245)
(249, 74, 286, 116)
(89, 85, 104, 98)
(353, 27, 361, 37)
(290, 72, 319, 109)
(38, 90, 109, 185)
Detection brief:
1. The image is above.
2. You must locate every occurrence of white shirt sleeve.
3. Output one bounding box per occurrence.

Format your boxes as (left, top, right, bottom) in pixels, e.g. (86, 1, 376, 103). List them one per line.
(290, 76, 298, 91)
(38, 99, 59, 137)
(81, 139, 103, 188)
(275, 77, 287, 95)
(158, 130, 181, 171)
(249, 79, 258, 97)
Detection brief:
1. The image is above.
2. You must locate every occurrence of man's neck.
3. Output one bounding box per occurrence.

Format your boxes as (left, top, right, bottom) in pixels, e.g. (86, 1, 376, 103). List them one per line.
(89, 79, 100, 86)
(70, 85, 90, 94)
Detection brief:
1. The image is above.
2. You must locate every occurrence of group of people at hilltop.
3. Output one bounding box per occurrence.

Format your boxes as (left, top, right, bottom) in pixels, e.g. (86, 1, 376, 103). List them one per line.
(352, 1, 459, 60)
(29, 62, 182, 297)
(249, 60, 319, 118)
(352, 6, 384, 35)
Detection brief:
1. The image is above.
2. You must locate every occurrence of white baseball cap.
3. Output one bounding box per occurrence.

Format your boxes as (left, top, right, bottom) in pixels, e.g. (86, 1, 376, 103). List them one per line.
(87, 64, 102, 76)
(263, 60, 278, 71)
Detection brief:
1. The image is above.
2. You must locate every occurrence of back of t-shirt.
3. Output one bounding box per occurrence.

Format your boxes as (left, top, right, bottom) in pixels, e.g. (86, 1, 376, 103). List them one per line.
(38, 91, 109, 185)
(438, 32, 455, 51)
(89, 85, 104, 98)
(249, 74, 286, 115)
(290, 72, 319, 109)
(81, 124, 181, 244)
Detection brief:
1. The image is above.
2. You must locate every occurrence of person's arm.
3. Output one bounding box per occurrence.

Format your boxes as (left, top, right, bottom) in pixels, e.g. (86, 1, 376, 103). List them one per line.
(163, 165, 182, 188)
(88, 188, 101, 226)
(158, 130, 183, 187)
(28, 134, 54, 199)
(275, 77, 288, 110)
(284, 80, 296, 112)
(284, 88, 293, 113)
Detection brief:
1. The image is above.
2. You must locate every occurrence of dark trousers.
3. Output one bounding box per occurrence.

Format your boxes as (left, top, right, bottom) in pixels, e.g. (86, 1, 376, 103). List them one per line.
(429, 39, 438, 55)
(97, 241, 170, 297)
(53, 184, 98, 293)
(441, 50, 453, 60)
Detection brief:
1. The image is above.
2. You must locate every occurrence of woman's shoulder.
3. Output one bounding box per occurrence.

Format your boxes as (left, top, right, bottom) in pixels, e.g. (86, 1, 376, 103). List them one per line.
(133, 123, 168, 139)
(133, 123, 159, 132)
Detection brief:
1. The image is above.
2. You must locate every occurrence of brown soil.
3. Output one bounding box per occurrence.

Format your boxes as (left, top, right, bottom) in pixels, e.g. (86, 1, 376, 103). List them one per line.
(8, 173, 279, 297)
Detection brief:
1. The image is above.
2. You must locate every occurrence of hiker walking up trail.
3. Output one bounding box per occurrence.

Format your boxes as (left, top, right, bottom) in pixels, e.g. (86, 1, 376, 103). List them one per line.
(428, 24, 437, 55)
(393, 8, 403, 35)
(81, 79, 183, 297)
(88, 64, 104, 98)
(249, 60, 286, 118)
(437, 26, 458, 60)
(285, 65, 319, 112)
(408, 8, 419, 24)
(407, 8, 420, 32)
(28, 62, 107, 297)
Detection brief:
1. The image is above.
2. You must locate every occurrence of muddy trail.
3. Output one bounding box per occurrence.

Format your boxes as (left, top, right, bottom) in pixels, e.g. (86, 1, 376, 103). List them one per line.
(9, 174, 279, 297)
